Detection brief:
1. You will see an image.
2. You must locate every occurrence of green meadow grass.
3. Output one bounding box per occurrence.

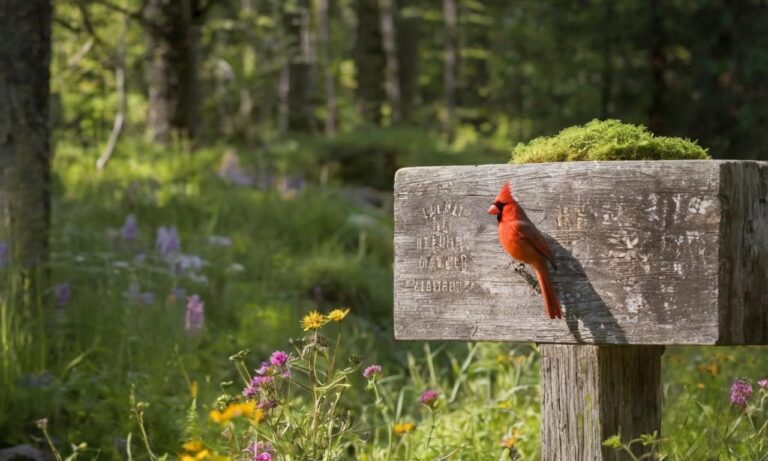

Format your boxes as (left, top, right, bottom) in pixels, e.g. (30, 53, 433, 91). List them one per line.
(0, 130, 766, 460)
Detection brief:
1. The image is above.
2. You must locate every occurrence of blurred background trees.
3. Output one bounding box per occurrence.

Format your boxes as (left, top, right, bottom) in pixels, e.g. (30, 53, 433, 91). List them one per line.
(49, 0, 768, 159)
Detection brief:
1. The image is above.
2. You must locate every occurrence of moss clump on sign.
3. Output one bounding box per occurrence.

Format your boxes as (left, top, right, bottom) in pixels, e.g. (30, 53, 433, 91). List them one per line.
(511, 119, 709, 164)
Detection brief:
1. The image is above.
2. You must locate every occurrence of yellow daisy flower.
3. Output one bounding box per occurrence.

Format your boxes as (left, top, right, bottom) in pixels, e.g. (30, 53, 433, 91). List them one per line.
(209, 401, 263, 425)
(394, 421, 415, 436)
(326, 308, 350, 322)
(301, 311, 327, 331)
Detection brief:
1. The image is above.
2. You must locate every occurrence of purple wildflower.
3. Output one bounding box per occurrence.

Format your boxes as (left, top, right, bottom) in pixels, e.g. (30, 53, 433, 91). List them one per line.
(731, 379, 753, 408)
(419, 389, 439, 408)
(185, 295, 204, 333)
(256, 361, 271, 376)
(242, 375, 273, 398)
(155, 226, 180, 259)
(54, 283, 71, 307)
(270, 351, 289, 367)
(258, 399, 277, 410)
(121, 214, 139, 242)
(759, 379, 768, 391)
(0, 241, 8, 268)
(246, 441, 274, 461)
(363, 365, 382, 379)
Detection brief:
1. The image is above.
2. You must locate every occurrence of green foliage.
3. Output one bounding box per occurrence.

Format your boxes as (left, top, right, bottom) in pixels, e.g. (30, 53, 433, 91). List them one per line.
(511, 119, 710, 164)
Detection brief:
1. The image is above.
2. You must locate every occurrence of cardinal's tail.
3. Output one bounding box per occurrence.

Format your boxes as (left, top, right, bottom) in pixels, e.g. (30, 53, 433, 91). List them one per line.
(535, 268, 562, 320)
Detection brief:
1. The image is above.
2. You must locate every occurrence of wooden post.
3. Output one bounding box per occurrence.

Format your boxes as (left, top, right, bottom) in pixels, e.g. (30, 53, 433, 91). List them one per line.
(540, 345, 663, 460)
(393, 161, 768, 459)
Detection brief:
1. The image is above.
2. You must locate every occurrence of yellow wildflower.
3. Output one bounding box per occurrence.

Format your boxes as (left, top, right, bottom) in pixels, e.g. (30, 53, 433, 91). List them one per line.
(182, 440, 205, 453)
(209, 401, 263, 425)
(501, 428, 523, 448)
(326, 308, 350, 322)
(394, 421, 415, 436)
(301, 311, 327, 331)
(696, 383, 705, 390)
(501, 436, 517, 449)
(697, 363, 719, 377)
(496, 354, 507, 364)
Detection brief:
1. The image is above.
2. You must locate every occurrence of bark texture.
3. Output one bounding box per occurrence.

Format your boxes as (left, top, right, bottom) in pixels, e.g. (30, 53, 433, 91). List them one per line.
(540, 345, 663, 461)
(0, 0, 52, 281)
(144, 0, 201, 143)
(355, 0, 386, 125)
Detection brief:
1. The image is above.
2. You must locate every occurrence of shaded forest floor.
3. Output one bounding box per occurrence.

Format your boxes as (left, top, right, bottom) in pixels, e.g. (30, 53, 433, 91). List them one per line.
(2, 130, 768, 459)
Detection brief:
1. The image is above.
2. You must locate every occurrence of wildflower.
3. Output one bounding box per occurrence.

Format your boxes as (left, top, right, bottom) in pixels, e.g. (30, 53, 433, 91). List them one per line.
(759, 379, 768, 390)
(326, 308, 350, 322)
(393, 421, 415, 436)
(0, 241, 8, 268)
(258, 399, 277, 410)
(301, 311, 327, 331)
(696, 383, 705, 390)
(209, 401, 263, 424)
(419, 389, 439, 408)
(121, 214, 138, 242)
(54, 283, 71, 307)
(35, 418, 48, 430)
(246, 441, 274, 461)
(155, 226, 181, 259)
(730, 379, 753, 408)
(363, 364, 382, 379)
(182, 440, 204, 453)
(500, 436, 517, 449)
(270, 351, 289, 367)
(256, 361, 271, 376)
(185, 295, 205, 333)
(697, 363, 719, 377)
(243, 376, 274, 398)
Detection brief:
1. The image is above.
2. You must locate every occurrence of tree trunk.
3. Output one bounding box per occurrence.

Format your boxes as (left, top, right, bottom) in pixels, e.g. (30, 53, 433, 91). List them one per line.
(355, 0, 386, 125)
(600, 0, 614, 120)
(144, 0, 201, 143)
(318, 0, 337, 134)
(648, 0, 666, 134)
(0, 0, 52, 314)
(396, 0, 418, 123)
(379, 0, 401, 124)
(442, 0, 458, 135)
(280, 0, 313, 133)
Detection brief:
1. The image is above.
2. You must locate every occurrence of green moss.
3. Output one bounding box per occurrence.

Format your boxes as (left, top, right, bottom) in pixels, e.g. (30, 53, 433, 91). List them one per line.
(511, 119, 709, 164)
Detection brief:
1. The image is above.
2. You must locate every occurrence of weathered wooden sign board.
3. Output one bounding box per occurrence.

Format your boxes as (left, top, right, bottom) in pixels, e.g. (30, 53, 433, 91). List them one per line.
(394, 160, 768, 345)
(393, 160, 768, 460)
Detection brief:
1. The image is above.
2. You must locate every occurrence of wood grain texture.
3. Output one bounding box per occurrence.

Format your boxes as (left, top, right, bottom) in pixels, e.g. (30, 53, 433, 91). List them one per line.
(393, 160, 768, 345)
(540, 344, 663, 461)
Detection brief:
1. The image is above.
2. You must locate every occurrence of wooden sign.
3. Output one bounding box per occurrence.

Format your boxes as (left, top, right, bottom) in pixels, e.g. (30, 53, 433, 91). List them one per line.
(394, 160, 768, 345)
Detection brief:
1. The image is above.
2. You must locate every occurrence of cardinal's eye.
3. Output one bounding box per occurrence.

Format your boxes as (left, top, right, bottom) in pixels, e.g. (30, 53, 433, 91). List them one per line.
(494, 201, 504, 212)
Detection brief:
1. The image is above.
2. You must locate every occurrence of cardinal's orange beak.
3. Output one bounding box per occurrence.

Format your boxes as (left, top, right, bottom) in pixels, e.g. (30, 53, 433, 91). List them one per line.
(488, 205, 499, 215)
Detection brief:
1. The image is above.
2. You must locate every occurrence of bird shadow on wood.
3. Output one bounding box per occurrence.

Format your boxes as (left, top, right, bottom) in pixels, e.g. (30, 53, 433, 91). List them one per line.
(513, 238, 627, 344)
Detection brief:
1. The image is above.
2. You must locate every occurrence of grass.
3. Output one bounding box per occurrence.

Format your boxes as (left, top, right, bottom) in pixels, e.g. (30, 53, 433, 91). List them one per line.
(0, 127, 766, 460)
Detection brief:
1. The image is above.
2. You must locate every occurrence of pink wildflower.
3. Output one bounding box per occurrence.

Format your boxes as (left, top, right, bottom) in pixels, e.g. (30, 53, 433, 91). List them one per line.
(363, 365, 382, 379)
(731, 379, 753, 408)
(419, 389, 439, 408)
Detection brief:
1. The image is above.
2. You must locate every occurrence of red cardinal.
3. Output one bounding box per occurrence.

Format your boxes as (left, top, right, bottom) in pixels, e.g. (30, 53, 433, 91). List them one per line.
(488, 182, 562, 319)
